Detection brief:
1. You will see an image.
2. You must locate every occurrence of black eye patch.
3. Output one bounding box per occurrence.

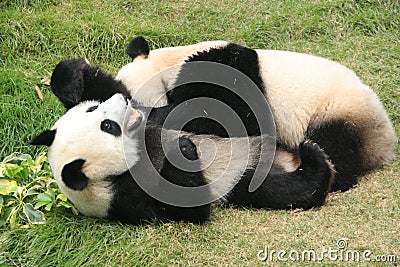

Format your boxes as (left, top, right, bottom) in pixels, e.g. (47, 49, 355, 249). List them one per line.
(86, 105, 99, 112)
(101, 119, 122, 137)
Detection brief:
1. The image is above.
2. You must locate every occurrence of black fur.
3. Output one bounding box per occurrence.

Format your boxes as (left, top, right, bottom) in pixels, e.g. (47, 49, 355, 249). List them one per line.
(106, 170, 159, 224)
(185, 43, 265, 93)
(51, 59, 130, 109)
(29, 129, 56, 146)
(158, 43, 266, 137)
(227, 140, 333, 209)
(306, 120, 363, 192)
(157, 136, 211, 223)
(125, 36, 150, 60)
(61, 159, 89, 191)
(108, 129, 210, 224)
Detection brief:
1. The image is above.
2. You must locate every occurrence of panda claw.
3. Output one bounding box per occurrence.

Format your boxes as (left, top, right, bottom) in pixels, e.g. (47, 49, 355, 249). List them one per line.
(298, 140, 329, 171)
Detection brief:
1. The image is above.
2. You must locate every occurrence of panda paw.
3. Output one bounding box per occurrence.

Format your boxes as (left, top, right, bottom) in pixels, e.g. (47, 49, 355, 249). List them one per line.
(298, 140, 331, 171)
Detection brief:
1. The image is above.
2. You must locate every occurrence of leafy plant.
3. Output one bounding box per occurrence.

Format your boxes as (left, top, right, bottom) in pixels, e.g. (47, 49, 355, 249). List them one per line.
(0, 152, 77, 228)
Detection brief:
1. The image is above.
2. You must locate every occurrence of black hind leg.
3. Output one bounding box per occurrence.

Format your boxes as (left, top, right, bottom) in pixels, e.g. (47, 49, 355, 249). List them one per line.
(227, 141, 334, 210)
(307, 120, 363, 192)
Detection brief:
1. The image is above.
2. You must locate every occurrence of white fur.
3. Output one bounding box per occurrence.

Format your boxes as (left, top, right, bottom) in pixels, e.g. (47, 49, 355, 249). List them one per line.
(188, 134, 262, 199)
(256, 50, 396, 167)
(256, 50, 365, 147)
(48, 94, 139, 217)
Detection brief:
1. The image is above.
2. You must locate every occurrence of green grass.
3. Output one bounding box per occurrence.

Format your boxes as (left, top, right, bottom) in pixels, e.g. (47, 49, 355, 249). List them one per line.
(0, 0, 399, 266)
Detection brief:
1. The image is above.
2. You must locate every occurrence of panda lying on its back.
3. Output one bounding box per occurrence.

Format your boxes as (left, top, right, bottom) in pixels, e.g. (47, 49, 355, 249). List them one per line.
(51, 37, 396, 193)
(30, 93, 334, 224)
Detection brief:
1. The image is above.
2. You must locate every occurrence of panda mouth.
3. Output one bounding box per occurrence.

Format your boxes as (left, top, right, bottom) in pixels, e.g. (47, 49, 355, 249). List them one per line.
(126, 107, 143, 131)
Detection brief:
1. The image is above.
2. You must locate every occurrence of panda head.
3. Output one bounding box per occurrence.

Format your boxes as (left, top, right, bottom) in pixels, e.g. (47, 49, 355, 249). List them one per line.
(30, 93, 143, 217)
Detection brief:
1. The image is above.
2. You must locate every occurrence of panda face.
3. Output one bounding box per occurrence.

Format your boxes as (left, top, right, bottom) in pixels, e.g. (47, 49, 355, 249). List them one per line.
(50, 93, 142, 182)
(43, 94, 143, 217)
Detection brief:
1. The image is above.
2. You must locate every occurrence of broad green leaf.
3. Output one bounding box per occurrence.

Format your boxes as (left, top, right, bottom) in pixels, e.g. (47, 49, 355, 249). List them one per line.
(18, 154, 30, 161)
(37, 193, 53, 202)
(0, 153, 76, 228)
(45, 203, 53, 211)
(2, 153, 16, 163)
(26, 188, 39, 196)
(0, 180, 18, 195)
(35, 153, 47, 166)
(27, 156, 35, 166)
(2, 195, 16, 206)
(34, 201, 48, 210)
(43, 162, 51, 172)
(23, 203, 45, 224)
(30, 165, 42, 173)
(2, 206, 12, 220)
(2, 153, 21, 163)
(20, 168, 29, 180)
(8, 206, 18, 228)
(57, 202, 72, 209)
(0, 181, 9, 195)
(56, 194, 68, 202)
(5, 165, 26, 179)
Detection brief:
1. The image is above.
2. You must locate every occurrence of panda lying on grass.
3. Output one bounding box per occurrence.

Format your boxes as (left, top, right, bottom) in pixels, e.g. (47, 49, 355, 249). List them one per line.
(51, 37, 396, 192)
(30, 38, 396, 224)
(30, 93, 334, 224)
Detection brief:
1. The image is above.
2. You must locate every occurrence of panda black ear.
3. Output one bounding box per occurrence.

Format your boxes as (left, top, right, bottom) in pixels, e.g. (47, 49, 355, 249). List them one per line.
(29, 129, 56, 146)
(61, 159, 89, 191)
(125, 36, 150, 60)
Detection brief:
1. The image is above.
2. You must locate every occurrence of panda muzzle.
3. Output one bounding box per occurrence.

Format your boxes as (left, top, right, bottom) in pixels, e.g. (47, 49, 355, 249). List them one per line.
(126, 108, 142, 131)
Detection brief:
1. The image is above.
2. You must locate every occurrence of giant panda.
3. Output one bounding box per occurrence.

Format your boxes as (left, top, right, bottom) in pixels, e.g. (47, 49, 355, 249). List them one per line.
(50, 37, 397, 193)
(115, 37, 397, 190)
(30, 93, 334, 224)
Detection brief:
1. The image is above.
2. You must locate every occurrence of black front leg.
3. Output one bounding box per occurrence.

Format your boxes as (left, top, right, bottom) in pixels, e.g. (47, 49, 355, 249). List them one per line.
(51, 59, 130, 109)
(157, 137, 211, 223)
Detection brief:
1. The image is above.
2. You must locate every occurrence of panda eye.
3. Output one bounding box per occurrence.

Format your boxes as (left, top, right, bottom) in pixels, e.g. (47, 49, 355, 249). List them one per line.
(86, 105, 98, 112)
(103, 121, 111, 129)
(100, 119, 122, 137)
